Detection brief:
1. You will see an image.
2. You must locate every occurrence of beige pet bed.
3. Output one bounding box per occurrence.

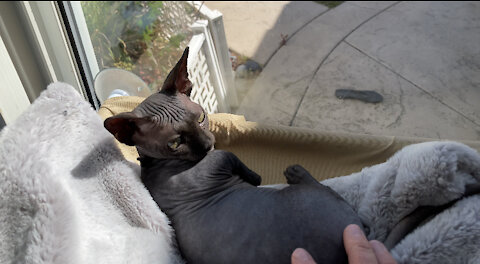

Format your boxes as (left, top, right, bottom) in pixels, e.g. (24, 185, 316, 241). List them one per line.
(98, 96, 480, 185)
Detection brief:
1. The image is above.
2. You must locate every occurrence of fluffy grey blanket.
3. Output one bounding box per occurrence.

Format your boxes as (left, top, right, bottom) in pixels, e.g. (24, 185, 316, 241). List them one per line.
(1, 82, 479, 263)
(0, 83, 182, 264)
(323, 142, 480, 263)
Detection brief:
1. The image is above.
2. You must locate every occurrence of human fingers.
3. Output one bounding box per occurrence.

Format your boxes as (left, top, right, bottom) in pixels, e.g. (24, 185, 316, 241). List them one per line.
(343, 224, 378, 264)
(291, 248, 317, 264)
(369, 240, 397, 264)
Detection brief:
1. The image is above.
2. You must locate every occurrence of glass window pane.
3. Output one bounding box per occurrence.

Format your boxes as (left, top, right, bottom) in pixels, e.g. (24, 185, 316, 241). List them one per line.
(205, 1, 480, 141)
(74, 1, 480, 140)
(81, 1, 197, 95)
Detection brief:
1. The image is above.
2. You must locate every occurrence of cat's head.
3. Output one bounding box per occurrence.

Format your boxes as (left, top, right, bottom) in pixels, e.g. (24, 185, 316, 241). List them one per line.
(104, 47, 215, 161)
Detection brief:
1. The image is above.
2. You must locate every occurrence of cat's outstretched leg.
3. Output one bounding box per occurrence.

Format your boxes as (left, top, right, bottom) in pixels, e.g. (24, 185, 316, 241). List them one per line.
(229, 154, 262, 186)
(204, 150, 262, 186)
(283, 165, 319, 185)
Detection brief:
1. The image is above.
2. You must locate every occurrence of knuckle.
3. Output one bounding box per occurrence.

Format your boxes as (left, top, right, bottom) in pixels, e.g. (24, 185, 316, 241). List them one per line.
(352, 241, 373, 252)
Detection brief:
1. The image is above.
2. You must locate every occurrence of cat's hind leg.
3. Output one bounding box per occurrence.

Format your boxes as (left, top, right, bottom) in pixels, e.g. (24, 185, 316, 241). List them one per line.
(284, 165, 319, 185)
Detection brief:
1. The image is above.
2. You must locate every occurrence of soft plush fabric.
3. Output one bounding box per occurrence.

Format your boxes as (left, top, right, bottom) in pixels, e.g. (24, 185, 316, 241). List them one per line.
(2, 82, 480, 263)
(322, 141, 480, 263)
(0, 83, 182, 264)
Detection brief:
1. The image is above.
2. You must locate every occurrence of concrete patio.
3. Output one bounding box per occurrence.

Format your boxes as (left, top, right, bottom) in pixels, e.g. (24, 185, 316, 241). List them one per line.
(205, 1, 480, 141)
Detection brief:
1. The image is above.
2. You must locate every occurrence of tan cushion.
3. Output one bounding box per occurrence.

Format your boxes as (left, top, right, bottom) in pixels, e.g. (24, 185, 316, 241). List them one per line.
(99, 96, 480, 185)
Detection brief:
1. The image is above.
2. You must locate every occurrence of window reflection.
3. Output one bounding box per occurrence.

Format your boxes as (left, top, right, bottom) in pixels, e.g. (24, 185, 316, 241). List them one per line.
(81, 1, 197, 93)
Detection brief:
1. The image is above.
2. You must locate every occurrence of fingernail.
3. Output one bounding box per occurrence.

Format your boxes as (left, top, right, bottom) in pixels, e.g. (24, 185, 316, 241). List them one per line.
(346, 224, 365, 237)
(292, 248, 314, 262)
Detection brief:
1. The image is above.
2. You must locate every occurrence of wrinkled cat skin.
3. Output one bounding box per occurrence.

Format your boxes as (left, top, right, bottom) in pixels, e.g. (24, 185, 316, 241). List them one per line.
(104, 48, 364, 264)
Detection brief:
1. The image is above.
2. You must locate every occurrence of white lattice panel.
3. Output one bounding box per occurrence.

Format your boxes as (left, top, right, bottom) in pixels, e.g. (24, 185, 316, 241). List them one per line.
(160, 2, 195, 37)
(188, 43, 219, 114)
(189, 1, 238, 107)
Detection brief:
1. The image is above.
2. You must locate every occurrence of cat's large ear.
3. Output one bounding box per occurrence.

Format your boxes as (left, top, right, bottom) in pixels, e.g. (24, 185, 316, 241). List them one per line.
(104, 112, 148, 146)
(161, 47, 193, 96)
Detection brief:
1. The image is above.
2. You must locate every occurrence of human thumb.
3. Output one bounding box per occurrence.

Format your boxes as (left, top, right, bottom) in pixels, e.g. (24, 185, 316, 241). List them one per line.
(291, 248, 317, 264)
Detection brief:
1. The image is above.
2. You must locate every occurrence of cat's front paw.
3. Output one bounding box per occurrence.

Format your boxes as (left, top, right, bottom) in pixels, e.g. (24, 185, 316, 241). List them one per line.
(284, 165, 317, 185)
(248, 172, 262, 186)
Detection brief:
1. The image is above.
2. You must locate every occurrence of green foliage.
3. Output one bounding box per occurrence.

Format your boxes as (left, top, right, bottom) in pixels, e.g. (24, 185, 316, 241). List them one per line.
(81, 1, 164, 69)
(81, 1, 194, 90)
(113, 61, 134, 71)
(169, 34, 186, 48)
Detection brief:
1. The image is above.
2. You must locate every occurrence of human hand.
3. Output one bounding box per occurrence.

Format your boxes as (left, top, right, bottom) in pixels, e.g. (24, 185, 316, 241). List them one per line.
(291, 248, 316, 264)
(291, 224, 397, 264)
(344, 224, 397, 264)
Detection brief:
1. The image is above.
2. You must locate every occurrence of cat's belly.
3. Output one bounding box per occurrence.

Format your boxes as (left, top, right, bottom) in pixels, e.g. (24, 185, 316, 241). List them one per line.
(172, 184, 363, 264)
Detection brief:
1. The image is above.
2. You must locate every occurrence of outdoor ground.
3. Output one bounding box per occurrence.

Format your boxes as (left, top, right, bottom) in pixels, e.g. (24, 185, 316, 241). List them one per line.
(205, 1, 480, 141)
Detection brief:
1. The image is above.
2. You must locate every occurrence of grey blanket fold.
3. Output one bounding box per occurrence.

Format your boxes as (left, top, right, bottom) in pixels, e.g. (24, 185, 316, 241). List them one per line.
(1, 82, 479, 263)
(323, 141, 480, 263)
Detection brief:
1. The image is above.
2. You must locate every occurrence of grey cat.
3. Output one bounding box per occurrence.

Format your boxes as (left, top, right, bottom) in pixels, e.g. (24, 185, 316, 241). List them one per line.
(104, 48, 364, 264)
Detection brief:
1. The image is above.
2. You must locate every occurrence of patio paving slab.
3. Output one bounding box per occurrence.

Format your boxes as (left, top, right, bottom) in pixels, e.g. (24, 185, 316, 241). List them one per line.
(292, 42, 480, 140)
(235, 1, 396, 125)
(345, 1, 480, 126)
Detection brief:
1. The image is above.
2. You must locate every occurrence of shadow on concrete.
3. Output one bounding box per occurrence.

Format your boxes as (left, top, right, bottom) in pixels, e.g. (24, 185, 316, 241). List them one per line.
(250, 1, 330, 67)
